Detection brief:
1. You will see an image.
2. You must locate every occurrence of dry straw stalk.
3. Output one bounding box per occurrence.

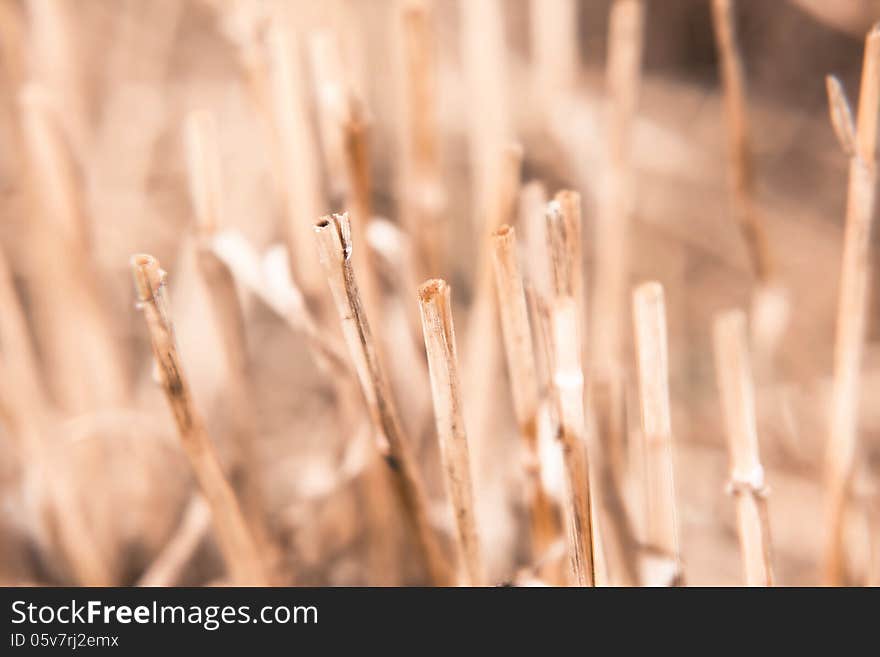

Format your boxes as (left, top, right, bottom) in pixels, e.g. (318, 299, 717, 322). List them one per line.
(314, 213, 450, 586)
(490, 224, 556, 557)
(419, 279, 484, 586)
(530, 0, 576, 104)
(0, 247, 112, 585)
(713, 309, 774, 586)
(184, 110, 277, 578)
(546, 202, 595, 586)
(463, 143, 523, 470)
(632, 282, 681, 583)
(823, 23, 880, 585)
(266, 22, 325, 299)
(592, 0, 644, 380)
(131, 254, 269, 586)
(710, 0, 774, 281)
(400, 0, 445, 277)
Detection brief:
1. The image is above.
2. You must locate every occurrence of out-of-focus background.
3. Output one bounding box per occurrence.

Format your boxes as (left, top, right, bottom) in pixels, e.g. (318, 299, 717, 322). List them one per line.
(0, 0, 878, 586)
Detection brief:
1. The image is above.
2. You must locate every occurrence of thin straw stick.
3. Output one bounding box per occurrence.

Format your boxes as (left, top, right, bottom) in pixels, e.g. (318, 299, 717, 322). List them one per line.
(26, 0, 87, 148)
(351, 117, 433, 436)
(464, 143, 523, 464)
(491, 225, 556, 557)
(591, 0, 644, 381)
(469, 144, 524, 294)
(342, 95, 383, 315)
(266, 22, 325, 300)
(710, 0, 773, 281)
(589, 379, 640, 587)
(0, 247, 112, 585)
(19, 87, 87, 246)
(19, 87, 128, 412)
(577, 264, 639, 587)
(220, 3, 273, 140)
(491, 226, 538, 429)
(195, 248, 253, 425)
(546, 203, 595, 586)
(530, 0, 577, 106)
(185, 112, 253, 409)
(823, 23, 880, 585)
(314, 213, 450, 585)
(342, 103, 433, 466)
(418, 279, 484, 586)
(711, 0, 789, 458)
(400, 0, 445, 278)
(550, 195, 637, 585)
(307, 30, 349, 203)
(590, 2, 645, 586)
(554, 190, 585, 356)
(184, 110, 278, 577)
(459, 0, 511, 217)
(526, 285, 555, 408)
(713, 309, 774, 586)
(131, 254, 269, 586)
(632, 283, 681, 583)
(550, 297, 594, 587)
(526, 291, 567, 587)
(343, 96, 373, 231)
(521, 185, 558, 461)
(184, 111, 223, 237)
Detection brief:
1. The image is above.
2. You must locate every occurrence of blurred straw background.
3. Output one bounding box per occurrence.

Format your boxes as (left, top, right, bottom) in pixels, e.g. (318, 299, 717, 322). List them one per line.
(0, 0, 879, 586)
